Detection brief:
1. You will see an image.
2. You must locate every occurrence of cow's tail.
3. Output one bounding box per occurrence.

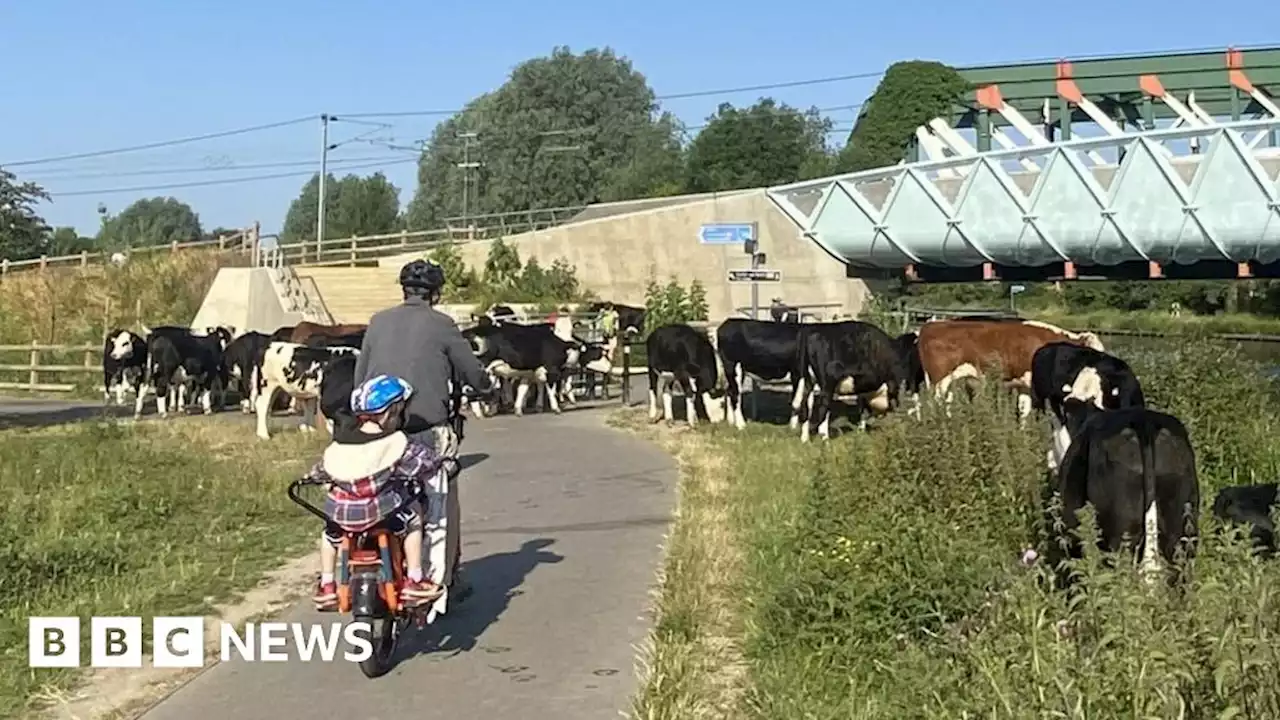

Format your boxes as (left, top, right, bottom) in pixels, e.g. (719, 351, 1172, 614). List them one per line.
(1139, 418, 1160, 577)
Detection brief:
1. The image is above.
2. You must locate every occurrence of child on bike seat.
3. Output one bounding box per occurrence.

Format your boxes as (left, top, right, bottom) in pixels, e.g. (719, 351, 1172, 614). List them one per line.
(306, 374, 446, 611)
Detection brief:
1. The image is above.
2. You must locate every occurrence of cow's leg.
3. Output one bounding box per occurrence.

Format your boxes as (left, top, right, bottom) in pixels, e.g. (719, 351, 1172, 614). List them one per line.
(1140, 498, 1161, 581)
(513, 379, 530, 417)
(114, 375, 128, 406)
(200, 386, 214, 415)
(732, 364, 748, 429)
(299, 397, 317, 433)
(789, 375, 807, 430)
(661, 373, 675, 426)
(156, 378, 170, 419)
(801, 389, 823, 443)
(680, 374, 698, 428)
(721, 360, 742, 428)
(647, 366, 661, 421)
(255, 385, 275, 440)
(134, 383, 151, 420)
(541, 368, 563, 414)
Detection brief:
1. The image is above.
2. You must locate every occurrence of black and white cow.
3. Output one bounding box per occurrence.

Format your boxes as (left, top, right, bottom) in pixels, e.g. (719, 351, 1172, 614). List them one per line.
(645, 323, 725, 427)
(769, 299, 801, 323)
(223, 331, 273, 413)
(137, 325, 233, 419)
(1032, 342, 1146, 471)
(1212, 483, 1277, 556)
(469, 322, 612, 417)
(1050, 398, 1200, 584)
(892, 331, 925, 417)
(716, 318, 807, 430)
(797, 320, 906, 442)
(590, 301, 645, 337)
(103, 329, 148, 406)
(255, 342, 359, 440)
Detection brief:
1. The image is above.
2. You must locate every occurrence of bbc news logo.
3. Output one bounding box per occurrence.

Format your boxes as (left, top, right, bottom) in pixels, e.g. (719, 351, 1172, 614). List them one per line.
(29, 617, 374, 667)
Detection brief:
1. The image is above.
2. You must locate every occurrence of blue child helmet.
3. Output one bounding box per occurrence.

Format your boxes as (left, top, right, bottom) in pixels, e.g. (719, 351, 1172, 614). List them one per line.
(350, 375, 414, 415)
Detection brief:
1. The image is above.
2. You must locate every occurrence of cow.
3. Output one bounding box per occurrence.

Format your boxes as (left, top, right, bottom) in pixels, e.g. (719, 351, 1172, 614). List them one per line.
(136, 326, 233, 419)
(489, 305, 517, 323)
(287, 321, 367, 345)
(470, 322, 612, 417)
(797, 320, 906, 442)
(590, 301, 645, 337)
(102, 329, 148, 406)
(223, 331, 273, 413)
(318, 352, 359, 433)
(916, 319, 1105, 421)
(271, 325, 296, 341)
(1032, 342, 1146, 471)
(645, 323, 726, 427)
(716, 318, 808, 430)
(893, 331, 925, 418)
(770, 298, 801, 323)
(306, 330, 365, 350)
(1049, 398, 1199, 586)
(1212, 483, 1277, 556)
(255, 342, 359, 440)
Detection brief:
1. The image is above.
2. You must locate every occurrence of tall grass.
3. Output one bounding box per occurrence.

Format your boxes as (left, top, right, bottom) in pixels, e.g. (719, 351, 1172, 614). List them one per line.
(0, 250, 240, 345)
(0, 417, 324, 716)
(631, 340, 1280, 718)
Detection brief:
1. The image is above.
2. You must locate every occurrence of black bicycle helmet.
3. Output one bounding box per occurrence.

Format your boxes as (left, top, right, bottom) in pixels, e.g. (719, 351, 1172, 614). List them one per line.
(399, 259, 445, 291)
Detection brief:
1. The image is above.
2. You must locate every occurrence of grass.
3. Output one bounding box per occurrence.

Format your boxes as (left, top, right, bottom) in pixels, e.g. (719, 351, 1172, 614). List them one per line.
(625, 340, 1280, 718)
(1029, 307, 1280, 336)
(0, 414, 326, 717)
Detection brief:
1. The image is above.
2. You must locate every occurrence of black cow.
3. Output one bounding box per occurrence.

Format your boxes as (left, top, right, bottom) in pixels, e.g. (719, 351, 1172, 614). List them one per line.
(1212, 483, 1277, 556)
(797, 320, 905, 442)
(1049, 399, 1200, 586)
(318, 352, 359, 432)
(103, 329, 148, 406)
(307, 330, 365, 350)
(645, 323, 725, 427)
(470, 322, 612, 417)
(716, 318, 807, 430)
(139, 326, 233, 419)
(223, 331, 273, 413)
(770, 299, 801, 323)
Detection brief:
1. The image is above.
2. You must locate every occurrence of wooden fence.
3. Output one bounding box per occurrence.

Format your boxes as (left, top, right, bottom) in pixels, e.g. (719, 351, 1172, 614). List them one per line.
(0, 342, 99, 393)
(0, 233, 255, 278)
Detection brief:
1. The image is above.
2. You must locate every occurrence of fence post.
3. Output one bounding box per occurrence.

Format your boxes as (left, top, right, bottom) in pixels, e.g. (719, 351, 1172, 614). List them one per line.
(349, 235, 358, 266)
(28, 339, 39, 390)
(400, 229, 408, 248)
(621, 341, 631, 406)
(39, 255, 48, 271)
(80, 251, 89, 267)
(170, 240, 178, 254)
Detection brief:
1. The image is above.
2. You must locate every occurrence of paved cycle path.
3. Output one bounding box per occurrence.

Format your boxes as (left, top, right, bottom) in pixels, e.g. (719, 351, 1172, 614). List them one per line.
(138, 406, 674, 720)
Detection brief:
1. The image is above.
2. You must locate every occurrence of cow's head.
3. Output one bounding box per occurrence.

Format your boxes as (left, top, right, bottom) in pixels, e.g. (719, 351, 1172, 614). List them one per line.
(575, 342, 613, 375)
(207, 326, 234, 350)
(109, 330, 135, 360)
(1107, 370, 1146, 410)
(1060, 397, 1100, 439)
(1062, 366, 1105, 411)
(1076, 331, 1105, 352)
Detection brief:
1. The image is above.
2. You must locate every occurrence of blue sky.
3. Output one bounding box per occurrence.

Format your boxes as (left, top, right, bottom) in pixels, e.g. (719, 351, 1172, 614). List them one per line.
(3, 0, 1278, 238)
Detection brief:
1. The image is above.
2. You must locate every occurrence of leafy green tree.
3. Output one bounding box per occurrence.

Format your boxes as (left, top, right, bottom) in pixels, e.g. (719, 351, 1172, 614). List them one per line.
(96, 197, 203, 250)
(46, 226, 95, 256)
(280, 171, 401, 244)
(425, 241, 480, 300)
(643, 275, 709, 337)
(483, 238, 523, 289)
(684, 99, 834, 192)
(404, 46, 684, 229)
(836, 60, 969, 172)
(0, 167, 52, 260)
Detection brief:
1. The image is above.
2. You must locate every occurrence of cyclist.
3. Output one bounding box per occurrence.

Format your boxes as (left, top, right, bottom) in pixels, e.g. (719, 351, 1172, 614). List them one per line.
(354, 259, 494, 598)
(309, 375, 445, 610)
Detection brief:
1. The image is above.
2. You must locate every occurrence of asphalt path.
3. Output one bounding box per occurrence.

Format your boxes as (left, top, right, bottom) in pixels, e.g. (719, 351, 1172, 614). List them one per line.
(1, 386, 676, 720)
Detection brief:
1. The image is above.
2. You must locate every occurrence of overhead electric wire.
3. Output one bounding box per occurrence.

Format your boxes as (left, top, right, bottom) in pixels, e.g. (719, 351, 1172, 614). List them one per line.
(47, 158, 416, 198)
(31, 154, 409, 182)
(2, 115, 317, 168)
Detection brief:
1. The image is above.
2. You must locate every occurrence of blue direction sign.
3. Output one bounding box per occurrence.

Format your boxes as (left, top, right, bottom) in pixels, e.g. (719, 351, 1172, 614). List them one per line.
(699, 222, 756, 245)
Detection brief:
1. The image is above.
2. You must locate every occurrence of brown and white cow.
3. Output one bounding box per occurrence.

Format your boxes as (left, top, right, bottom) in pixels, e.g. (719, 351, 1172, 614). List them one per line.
(916, 318, 1105, 421)
(287, 321, 368, 346)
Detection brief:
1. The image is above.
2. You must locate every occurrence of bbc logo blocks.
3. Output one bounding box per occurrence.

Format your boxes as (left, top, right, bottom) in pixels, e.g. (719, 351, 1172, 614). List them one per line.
(29, 616, 206, 668)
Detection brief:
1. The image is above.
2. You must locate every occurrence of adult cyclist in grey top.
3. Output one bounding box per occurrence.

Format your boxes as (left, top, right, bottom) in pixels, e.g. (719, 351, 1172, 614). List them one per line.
(354, 258, 493, 598)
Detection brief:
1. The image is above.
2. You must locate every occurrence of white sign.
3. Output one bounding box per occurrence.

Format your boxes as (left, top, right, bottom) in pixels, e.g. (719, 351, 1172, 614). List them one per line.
(727, 269, 782, 283)
(28, 617, 374, 667)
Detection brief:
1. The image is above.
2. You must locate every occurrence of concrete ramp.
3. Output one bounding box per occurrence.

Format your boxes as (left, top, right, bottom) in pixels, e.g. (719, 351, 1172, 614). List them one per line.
(191, 267, 329, 334)
(296, 267, 402, 324)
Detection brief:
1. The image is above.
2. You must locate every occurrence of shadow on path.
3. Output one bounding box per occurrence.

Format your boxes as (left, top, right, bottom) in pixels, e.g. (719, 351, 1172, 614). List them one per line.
(0, 403, 130, 430)
(395, 538, 564, 661)
(458, 452, 489, 471)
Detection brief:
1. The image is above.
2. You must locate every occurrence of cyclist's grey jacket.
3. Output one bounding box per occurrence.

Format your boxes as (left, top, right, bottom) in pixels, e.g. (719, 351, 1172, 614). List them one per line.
(354, 296, 492, 433)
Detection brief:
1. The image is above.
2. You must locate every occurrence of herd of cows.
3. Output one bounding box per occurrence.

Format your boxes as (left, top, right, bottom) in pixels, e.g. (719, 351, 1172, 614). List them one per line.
(98, 303, 1278, 583)
(641, 313, 1278, 583)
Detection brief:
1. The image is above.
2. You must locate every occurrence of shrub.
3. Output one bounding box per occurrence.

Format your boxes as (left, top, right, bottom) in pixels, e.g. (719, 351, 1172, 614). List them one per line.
(643, 275, 709, 337)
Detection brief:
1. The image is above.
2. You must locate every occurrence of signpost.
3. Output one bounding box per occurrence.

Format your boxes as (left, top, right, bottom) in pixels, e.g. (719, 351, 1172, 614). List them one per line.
(699, 222, 756, 245)
(727, 269, 782, 283)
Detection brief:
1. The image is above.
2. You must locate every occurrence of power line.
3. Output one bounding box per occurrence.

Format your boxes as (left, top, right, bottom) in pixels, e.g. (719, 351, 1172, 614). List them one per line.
(32, 154, 407, 182)
(336, 72, 884, 119)
(3, 115, 318, 169)
(47, 158, 415, 198)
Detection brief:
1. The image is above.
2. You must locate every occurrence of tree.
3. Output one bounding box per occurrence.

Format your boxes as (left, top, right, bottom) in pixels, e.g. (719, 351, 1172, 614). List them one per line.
(836, 60, 969, 173)
(404, 46, 684, 229)
(684, 99, 834, 192)
(0, 167, 51, 260)
(96, 197, 203, 250)
(46, 226, 95, 256)
(280, 172, 401, 245)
